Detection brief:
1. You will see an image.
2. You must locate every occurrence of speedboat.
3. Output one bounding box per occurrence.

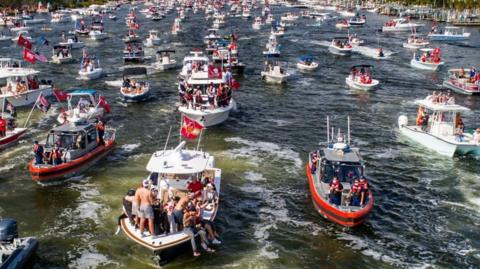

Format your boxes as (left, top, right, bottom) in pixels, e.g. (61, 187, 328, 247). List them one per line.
(398, 94, 480, 157)
(78, 53, 104, 80)
(123, 42, 145, 63)
(56, 89, 109, 124)
(11, 31, 35, 43)
(89, 24, 108, 40)
(171, 18, 182, 35)
(307, 117, 373, 227)
(382, 18, 423, 32)
(123, 29, 141, 43)
(345, 65, 379, 91)
(329, 37, 353, 56)
(348, 14, 366, 26)
(338, 9, 356, 17)
(118, 140, 221, 253)
(151, 50, 178, 72)
(144, 30, 161, 47)
(0, 101, 27, 150)
(120, 67, 150, 102)
(204, 29, 221, 44)
(335, 19, 350, 29)
(59, 33, 84, 49)
(410, 48, 444, 71)
(403, 34, 429, 49)
(280, 12, 298, 22)
(270, 24, 285, 36)
(29, 121, 116, 184)
(347, 33, 364, 46)
(51, 45, 74, 64)
(261, 61, 290, 84)
(51, 12, 69, 23)
(443, 68, 480, 95)
(0, 69, 53, 107)
(296, 56, 319, 71)
(263, 34, 281, 57)
(428, 26, 470, 41)
(0, 218, 39, 268)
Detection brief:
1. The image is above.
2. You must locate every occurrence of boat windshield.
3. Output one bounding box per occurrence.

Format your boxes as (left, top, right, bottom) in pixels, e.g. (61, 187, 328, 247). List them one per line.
(323, 162, 363, 183)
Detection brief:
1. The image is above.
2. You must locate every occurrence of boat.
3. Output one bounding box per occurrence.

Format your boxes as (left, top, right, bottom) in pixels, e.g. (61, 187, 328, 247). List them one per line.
(56, 89, 109, 124)
(123, 29, 141, 43)
(307, 117, 373, 227)
(242, 8, 251, 18)
(348, 14, 366, 26)
(74, 20, 90, 36)
(123, 42, 145, 63)
(338, 9, 356, 17)
(120, 67, 151, 102)
(89, 22, 108, 41)
(347, 33, 364, 46)
(252, 16, 263, 30)
(261, 60, 290, 84)
(428, 26, 470, 41)
(9, 23, 31, 32)
(270, 23, 285, 36)
(152, 50, 178, 71)
(296, 56, 319, 71)
(11, 31, 35, 43)
(345, 65, 379, 91)
(0, 69, 53, 107)
(403, 34, 429, 49)
(398, 94, 480, 157)
(443, 68, 480, 95)
(59, 33, 84, 49)
(51, 45, 74, 64)
(78, 53, 104, 80)
(280, 12, 298, 22)
(452, 15, 480, 26)
(410, 48, 444, 71)
(29, 121, 115, 183)
(0, 218, 39, 269)
(0, 99, 27, 150)
(263, 34, 281, 57)
(335, 19, 350, 29)
(204, 29, 221, 44)
(382, 18, 423, 32)
(144, 30, 161, 47)
(329, 37, 353, 56)
(171, 18, 182, 35)
(179, 51, 210, 79)
(51, 12, 69, 23)
(118, 140, 221, 254)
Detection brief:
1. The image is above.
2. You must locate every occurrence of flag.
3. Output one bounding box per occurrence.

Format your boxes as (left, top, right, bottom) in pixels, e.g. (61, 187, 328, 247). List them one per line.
(231, 79, 241, 90)
(53, 89, 69, 102)
(36, 36, 49, 46)
(36, 94, 50, 113)
(17, 34, 32, 50)
(98, 95, 111, 113)
(34, 52, 48, 63)
(23, 49, 36, 63)
(208, 65, 222, 79)
(181, 116, 204, 139)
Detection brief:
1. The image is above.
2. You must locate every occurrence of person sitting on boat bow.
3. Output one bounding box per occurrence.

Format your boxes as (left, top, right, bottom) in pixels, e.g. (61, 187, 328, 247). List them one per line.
(183, 205, 214, 257)
(329, 177, 343, 206)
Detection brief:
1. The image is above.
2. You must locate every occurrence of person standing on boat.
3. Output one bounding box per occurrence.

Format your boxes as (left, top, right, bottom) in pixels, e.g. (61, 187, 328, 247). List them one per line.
(33, 141, 45, 165)
(0, 116, 6, 137)
(96, 120, 105, 146)
(50, 145, 63, 165)
(173, 193, 192, 230)
(137, 179, 155, 237)
(329, 177, 343, 206)
(348, 178, 362, 206)
(359, 176, 369, 206)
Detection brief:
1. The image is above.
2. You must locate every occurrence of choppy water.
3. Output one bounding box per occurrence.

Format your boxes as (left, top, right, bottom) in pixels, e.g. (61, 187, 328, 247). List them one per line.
(1, 4, 480, 269)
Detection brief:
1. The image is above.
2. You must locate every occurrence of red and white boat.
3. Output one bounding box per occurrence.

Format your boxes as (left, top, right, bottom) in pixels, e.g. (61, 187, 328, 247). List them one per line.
(443, 68, 480, 95)
(29, 121, 115, 184)
(306, 117, 373, 227)
(0, 127, 27, 149)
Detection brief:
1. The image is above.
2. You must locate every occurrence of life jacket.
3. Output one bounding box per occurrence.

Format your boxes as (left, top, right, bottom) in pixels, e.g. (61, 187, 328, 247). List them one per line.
(351, 183, 361, 195)
(0, 119, 6, 131)
(96, 122, 105, 132)
(360, 180, 369, 192)
(52, 149, 62, 160)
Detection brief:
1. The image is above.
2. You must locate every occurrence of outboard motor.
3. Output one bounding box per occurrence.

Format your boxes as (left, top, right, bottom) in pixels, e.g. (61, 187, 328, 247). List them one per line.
(0, 218, 18, 243)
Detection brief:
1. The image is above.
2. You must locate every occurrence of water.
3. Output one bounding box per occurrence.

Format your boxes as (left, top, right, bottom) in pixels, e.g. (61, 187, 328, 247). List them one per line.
(1, 5, 480, 269)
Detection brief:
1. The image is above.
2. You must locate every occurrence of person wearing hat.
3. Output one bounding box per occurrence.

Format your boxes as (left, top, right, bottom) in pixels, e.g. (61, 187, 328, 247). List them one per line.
(329, 177, 343, 206)
(50, 144, 63, 165)
(137, 179, 155, 237)
(359, 176, 369, 206)
(32, 141, 45, 165)
(348, 178, 362, 207)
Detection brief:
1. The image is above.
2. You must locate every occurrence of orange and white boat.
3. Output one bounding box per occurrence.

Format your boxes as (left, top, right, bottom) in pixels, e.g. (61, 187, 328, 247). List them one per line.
(29, 121, 115, 184)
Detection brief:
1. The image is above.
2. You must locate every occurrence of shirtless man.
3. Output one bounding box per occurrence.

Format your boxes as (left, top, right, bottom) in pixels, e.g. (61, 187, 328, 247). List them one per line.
(137, 179, 155, 237)
(173, 193, 193, 230)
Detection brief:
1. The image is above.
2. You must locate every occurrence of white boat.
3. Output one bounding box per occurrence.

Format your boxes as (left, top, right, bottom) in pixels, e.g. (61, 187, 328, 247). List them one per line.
(345, 65, 379, 90)
(410, 48, 444, 71)
(382, 18, 423, 32)
(281, 12, 298, 22)
(10, 25, 32, 32)
(338, 9, 356, 17)
(59, 33, 84, 49)
(89, 28, 108, 40)
(144, 30, 161, 47)
(261, 61, 290, 84)
(120, 67, 150, 102)
(403, 34, 429, 49)
(348, 15, 366, 26)
(0, 69, 53, 107)
(11, 31, 35, 43)
(428, 26, 470, 41)
(151, 50, 178, 72)
(118, 141, 222, 253)
(271, 24, 285, 36)
(51, 45, 74, 64)
(329, 37, 353, 55)
(335, 19, 350, 29)
(78, 55, 103, 80)
(443, 68, 480, 95)
(296, 56, 319, 71)
(56, 89, 107, 124)
(51, 12, 70, 23)
(242, 8, 251, 18)
(398, 95, 480, 157)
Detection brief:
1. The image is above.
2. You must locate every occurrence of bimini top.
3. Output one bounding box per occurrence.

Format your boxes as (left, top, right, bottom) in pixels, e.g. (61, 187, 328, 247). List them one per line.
(156, 49, 176, 54)
(0, 68, 39, 79)
(123, 66, 147, 76)
(146, 141, 212, 174)
(321, 143, 363, 164)
(50, 121, 95, 133)
(415, 99, 470, 112)
(69, 89, 97, 96)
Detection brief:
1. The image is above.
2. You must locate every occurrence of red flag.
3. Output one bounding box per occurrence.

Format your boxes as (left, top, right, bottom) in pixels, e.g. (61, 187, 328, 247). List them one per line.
(23, 49, 36, 64)
(231, 79, 241, 90)
(53, 89, 69, 102)
(98, 95, 111, 113)
(17, 34, 32, 50)
(34, 53, 48, 63)
(181, 116, 204, 139)
(36, 94, 50, 113)
(208, 65, 222, 79)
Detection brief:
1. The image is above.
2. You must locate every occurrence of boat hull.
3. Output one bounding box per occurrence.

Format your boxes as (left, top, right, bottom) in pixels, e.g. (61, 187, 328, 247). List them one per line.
(328, 46, 352, 56)
(261, 72, 289, 83)
(410, 59, 443, 71)
(0, 128, 27, 150)
(0, 237, 38, 269)
(428, 34, 470, 41)
(78, 69, 103, 80)
(4, 86, 53, 107)
(443, 80, 480, 95)
(297, 62, 318, 71)
(178, 100, 235, 127)
(345, 77, 379, 90)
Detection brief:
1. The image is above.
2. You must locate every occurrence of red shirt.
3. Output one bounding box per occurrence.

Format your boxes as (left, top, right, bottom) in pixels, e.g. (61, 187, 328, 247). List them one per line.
(188, 181, 203, 193)
(0, 119, 6, 132)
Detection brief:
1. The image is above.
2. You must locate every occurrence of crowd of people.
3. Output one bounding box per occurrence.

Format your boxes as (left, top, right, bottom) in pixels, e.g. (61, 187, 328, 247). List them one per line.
(123, 175, 221, 257)
(178, 78, 233, 110)
(329, 176, 370, 207)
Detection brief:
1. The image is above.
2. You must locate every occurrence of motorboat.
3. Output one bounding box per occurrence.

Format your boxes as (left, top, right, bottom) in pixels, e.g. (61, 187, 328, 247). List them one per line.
(11, 31, 35, 43)
(29, 121, 116, 183)
(410, 48, 444, 71)
(51, 12, 69, 23)
(335, 19, 350, 29)
(403, 34, 429, 49)
(263, 34, 281, 57)
(382, 18, 423, 32)
(171, 18, 182, 35)
(56, 89, 109, 124)
(204, 29, 221, 44)
(261, 61, 290, 84)
(152, 50, 178, 72)
(242, 8, 251, 18)
(118, 140, 221, 253)
(296, 56, 319, 71)
(0, 99, 27, 150)
(123, 42, 145, 63)
(307, 117, 373, 227)
(179, 51, 210, 79)
(74, 20, 90, 36)
(270, 23, 285, 36)
(123, 28, 141, 43)
(252, 16, 263, 30)
(266, 14, 274, 24)
(120, 67, 151, 102)
(329, 37, 353, 56)
(0, 69, 53, 107)
(51, 45, 74, 64)
(443, 68, 480, 95)
(9, 23, 31, 32)
(78, 53, 104, 80)
(347, 33, 364, 46)
(178, 66, 236, 127)
(338, 9, 356, 17)
(280, 12, 298, 22)
(0, 218, 39, 268)
(428, 26, 470, 41)
(89, 22, 108, 40)
(348, 14, 366, 26)
(144, 30, 161, 47)
(59, 33, 84, 49)
(345, 65, 379, 91)
(398, 94, 480, 157)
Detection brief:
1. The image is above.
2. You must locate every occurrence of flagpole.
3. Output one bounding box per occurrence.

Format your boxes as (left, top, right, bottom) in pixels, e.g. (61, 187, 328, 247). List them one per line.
(196, 128, 203, 151)
(179, 115, 183, 144)
(163, 126, 172, 152)
(23, 93, 41, 128)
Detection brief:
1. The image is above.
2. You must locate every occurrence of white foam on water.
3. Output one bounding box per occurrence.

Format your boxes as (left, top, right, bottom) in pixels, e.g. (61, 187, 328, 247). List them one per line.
(244, 171, 266, 182)
(104, 80, 123, 87)
(68, 247, 118, 269)
(121, 143, 141, 152)
(266, 118, 291, 127)
(0, 163, 15, 173)
(309, 40, 330, 47)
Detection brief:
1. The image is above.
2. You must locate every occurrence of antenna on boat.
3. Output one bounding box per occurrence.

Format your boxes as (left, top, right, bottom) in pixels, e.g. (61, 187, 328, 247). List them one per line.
(163, 126, 172, 152)
(326, 116, 330, 143)
(331, 126, 334, 144)
(347, 115, 351, 145)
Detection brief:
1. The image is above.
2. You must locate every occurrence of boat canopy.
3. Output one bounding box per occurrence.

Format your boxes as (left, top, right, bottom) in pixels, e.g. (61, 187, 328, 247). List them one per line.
(53, 44, 71, 50)
(123, 67, 147, 76)
(414, 99, 470, 112)
(156, 49, 175, 54)
(146, 141, 211, 174)
(50, 122, 94, 134)
(0, 69, 39, 79)
(69, 89, 97, 96)
(333, 37, 349, 40)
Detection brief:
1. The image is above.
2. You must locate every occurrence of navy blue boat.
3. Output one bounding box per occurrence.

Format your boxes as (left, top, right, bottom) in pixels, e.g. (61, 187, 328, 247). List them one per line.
(0, 219, 38, 269)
